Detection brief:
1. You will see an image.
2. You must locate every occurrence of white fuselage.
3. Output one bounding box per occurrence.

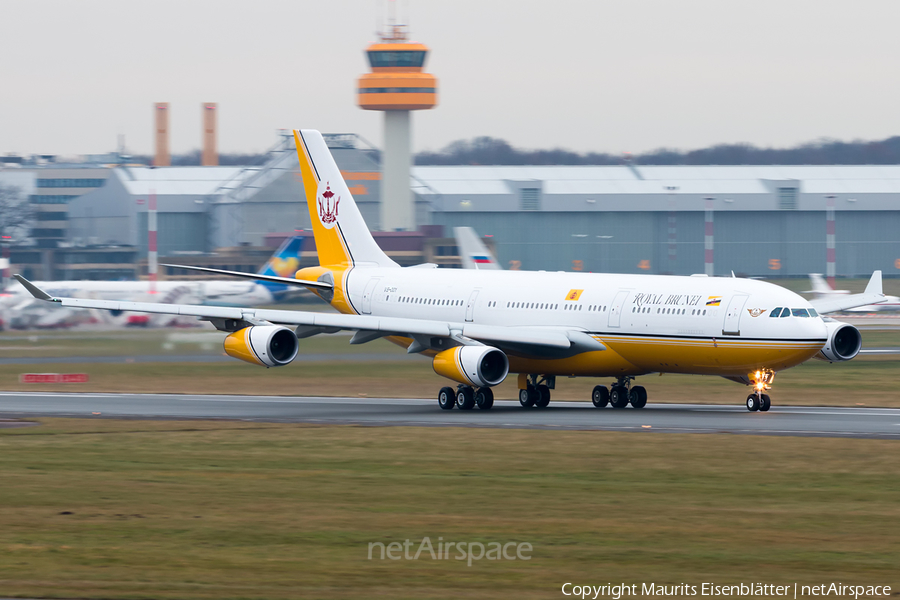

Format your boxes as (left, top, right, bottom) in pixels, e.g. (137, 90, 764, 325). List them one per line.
(338, 267, 828, 378)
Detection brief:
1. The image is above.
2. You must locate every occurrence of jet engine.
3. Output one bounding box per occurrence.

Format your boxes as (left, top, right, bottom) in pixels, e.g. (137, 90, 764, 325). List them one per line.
(815, 321, 862, 362)
(224, 325, 299, 367)
(432, 345, 509, 387)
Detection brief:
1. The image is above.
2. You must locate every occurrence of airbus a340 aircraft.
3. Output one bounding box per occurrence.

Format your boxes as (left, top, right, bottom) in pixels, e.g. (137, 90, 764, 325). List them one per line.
(15, 130, 886, 412)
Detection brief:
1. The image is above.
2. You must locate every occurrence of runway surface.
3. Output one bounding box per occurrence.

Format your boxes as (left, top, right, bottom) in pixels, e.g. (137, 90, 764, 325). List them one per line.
(1, 392, 898, 439)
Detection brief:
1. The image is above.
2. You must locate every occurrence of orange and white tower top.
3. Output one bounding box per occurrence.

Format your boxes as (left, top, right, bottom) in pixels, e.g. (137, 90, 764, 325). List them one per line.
(358, 22, 437, 231)
(358, 24, 437, 111)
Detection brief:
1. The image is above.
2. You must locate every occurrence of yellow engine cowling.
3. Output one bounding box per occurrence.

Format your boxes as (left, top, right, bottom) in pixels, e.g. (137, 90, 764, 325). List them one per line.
(432, 346, 509, 387)
(224, 325, 299, 367)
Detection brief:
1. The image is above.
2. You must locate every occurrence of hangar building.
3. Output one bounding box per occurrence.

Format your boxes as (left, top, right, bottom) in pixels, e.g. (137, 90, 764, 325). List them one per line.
(51, 135, 900, 280)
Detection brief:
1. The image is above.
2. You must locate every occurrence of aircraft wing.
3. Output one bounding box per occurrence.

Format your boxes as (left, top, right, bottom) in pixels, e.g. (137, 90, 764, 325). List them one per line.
(14, 275, 593, 352)
(810, 270, 885, 314)
(159, 264, 333, 290)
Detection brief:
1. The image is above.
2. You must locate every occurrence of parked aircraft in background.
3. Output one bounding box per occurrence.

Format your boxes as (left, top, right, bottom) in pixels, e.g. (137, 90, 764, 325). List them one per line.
(454, 227, 500, 270)
(807, 273, 900, 312)
(1, 237, 304, 329)
(16, 131, 884, 412)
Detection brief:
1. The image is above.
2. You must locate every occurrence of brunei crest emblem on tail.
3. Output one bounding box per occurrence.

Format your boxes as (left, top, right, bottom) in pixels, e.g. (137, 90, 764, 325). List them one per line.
(317, 182, 340, 229)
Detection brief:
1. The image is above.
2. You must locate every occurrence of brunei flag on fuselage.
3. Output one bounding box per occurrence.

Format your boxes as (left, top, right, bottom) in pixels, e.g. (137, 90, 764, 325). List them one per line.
(706, 296, 722, 307)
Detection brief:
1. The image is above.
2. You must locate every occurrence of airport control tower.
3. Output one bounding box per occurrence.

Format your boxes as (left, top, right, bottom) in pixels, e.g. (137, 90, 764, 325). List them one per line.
(358, 23, 437, 231)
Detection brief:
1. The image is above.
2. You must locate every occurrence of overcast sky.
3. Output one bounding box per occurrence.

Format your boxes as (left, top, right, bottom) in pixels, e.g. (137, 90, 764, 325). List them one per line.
(2, 0, 899, 157)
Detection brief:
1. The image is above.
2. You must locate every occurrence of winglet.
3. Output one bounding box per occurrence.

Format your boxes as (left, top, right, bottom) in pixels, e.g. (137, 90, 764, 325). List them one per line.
(13, 274, 57, 302)
(864, 270, 883, 296)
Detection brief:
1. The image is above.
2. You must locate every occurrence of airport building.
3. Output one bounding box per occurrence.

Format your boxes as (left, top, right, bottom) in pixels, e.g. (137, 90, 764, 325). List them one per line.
(6, 138, 900, 281)
(417, 164, 900, 278)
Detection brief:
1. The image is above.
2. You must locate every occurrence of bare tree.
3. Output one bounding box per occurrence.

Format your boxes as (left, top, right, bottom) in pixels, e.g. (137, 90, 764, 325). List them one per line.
(0, 183, 35, 243)
(416, 135, 900, 166)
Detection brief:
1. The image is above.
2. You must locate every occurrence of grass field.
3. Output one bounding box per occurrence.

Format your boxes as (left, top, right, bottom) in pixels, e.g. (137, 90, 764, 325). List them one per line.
(0, 419, 897, 599)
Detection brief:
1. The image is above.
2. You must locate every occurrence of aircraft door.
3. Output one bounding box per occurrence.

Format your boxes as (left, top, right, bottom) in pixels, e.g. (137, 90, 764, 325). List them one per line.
(722, 294, 749, 335)
(608, 290, 630, 328)
(465, 289, 480, 322)
(361, 277, 381, 314)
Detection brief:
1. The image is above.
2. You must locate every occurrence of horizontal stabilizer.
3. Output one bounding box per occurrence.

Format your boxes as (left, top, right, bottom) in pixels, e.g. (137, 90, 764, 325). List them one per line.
(160, 264, 333, 290)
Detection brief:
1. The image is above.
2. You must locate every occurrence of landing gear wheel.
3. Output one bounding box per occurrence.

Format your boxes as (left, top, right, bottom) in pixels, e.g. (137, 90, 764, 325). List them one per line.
(519, 387, 537, 408)
(746, 394, 760, 412)
(610, 386, 629, 409)
(535, 384, 551, 408)
(591, 385, 610, 408)
(457, 387, 476, 410)
(629, 386, 648, 409)
(438, 387, 456, 410)
(475, 387, 494, 410)
(759, 394, 771, 412)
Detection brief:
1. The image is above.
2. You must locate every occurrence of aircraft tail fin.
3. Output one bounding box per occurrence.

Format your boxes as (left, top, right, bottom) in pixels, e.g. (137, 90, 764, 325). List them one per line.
(454, 227, 500, 270)
(256, 236, 305, 295)
(808, 273, 833, 295)
(293, 130, 398, 269)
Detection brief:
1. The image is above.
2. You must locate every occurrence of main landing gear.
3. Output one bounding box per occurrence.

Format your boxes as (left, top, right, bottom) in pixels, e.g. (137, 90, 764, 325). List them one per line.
(438, 385, 494, 410)
(519, 375, 553, 409)
(591, 376, 647, 409)
(745, 369, 775, 412)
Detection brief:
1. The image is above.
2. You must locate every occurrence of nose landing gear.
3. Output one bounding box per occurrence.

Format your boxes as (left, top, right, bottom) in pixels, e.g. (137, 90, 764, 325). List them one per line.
(746, 369, 774, 412)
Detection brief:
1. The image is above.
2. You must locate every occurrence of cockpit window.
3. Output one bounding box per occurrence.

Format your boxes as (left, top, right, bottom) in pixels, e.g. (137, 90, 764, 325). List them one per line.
(781, 308, 791, 317)
(808, 308, 818, 317)
(770, 307, 783, 317)
(791, 308, 810, 317)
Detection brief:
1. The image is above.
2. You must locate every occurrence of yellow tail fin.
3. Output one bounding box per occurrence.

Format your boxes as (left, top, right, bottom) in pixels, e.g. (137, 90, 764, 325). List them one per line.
(293, 130, 397, 268)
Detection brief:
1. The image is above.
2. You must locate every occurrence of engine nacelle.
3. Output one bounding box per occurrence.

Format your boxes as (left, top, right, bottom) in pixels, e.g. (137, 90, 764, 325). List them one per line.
(814, 321, 861, 362)
(432, 345, 509, 387)
(224, 325, 299, 367)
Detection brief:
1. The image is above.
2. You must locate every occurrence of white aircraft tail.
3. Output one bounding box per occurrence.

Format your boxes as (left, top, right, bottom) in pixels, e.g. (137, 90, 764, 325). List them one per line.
(293, 130, 398, 269)
(808, 273, 833, 295)
(807, 273, 850, 297)
(454, 227, 500, 270)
